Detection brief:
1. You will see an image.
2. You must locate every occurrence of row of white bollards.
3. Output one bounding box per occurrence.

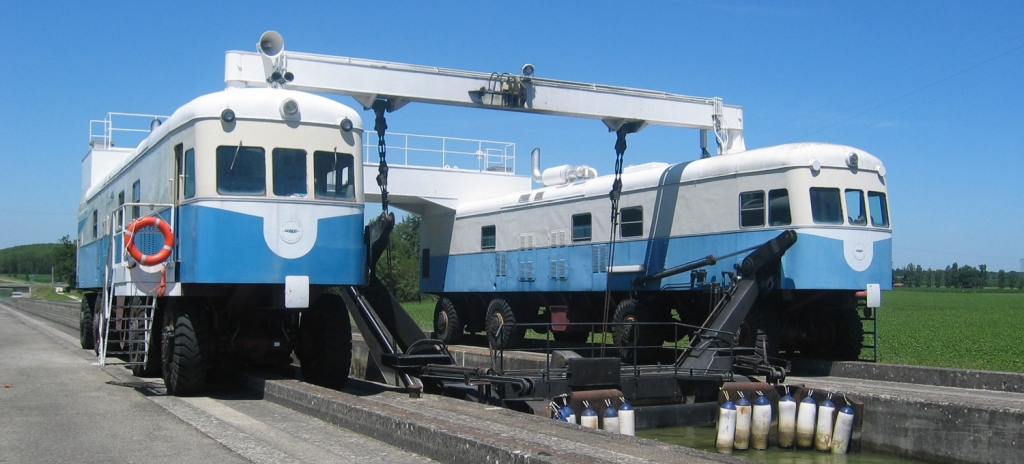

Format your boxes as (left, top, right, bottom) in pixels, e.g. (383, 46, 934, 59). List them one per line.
(717, 387, 855, 455)
(550, 396, 635, 436)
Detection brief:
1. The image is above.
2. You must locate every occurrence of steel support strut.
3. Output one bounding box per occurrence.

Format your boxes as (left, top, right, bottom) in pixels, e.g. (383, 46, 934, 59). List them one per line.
(677, 230, 797, 377)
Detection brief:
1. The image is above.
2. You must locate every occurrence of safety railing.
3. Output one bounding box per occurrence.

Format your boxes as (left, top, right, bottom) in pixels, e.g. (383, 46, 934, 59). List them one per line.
(108, 203, 176, 266)
(89, 112, 168, 149)
(363, 132, 516, 174)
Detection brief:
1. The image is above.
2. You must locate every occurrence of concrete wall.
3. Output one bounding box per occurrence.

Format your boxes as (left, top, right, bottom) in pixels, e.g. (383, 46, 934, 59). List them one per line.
(10, 299, 78, 320)
(861, 394, 1023, 464)
(794, 359, 1024, 393)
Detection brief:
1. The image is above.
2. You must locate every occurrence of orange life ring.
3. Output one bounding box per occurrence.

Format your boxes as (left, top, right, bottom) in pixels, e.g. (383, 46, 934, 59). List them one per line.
(125, 216, 174, 265)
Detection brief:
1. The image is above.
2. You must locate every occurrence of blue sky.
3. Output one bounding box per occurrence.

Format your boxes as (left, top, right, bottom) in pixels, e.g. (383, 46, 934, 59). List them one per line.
(1, 1, 1022, 272)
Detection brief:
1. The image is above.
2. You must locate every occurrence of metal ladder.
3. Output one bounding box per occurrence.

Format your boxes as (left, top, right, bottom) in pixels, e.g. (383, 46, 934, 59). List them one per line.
(97, 294, 156, 367)
(859, 301, 879, 362)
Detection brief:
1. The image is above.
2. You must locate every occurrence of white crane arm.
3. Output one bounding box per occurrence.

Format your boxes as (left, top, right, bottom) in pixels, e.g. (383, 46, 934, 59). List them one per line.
(224, 43, 745, 153)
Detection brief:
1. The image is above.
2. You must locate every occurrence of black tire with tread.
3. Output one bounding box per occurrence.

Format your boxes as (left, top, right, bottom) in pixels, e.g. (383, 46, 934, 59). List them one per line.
(297, 293, 352, 390)
(612, 299, 665, 363)
(486, 298, 523, 350)
(161, 298, 210, 396)
(433, 298, 464, 345)
(80, 294, 96, 350)
(806, 308, 864, 361)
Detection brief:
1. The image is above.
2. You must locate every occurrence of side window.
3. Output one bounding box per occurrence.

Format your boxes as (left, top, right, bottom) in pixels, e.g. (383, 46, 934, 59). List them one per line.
(572, 213, 592, 242)
(216, 145, 266, 195)
(846, 189, 867, 225)
(868, 191, 890, 228)
(184, 148, 195, 199)
(421, 249, 430, 278)
(131, 180, 141, 219)
(620, 207, 643, 238)
(92, 210, 98, 239)
(768, 189, 792, 226)
(314, 151, 355, 200)
(272, 148, 307, 197)
(739, 191, 765, 227)
(481, 225, 496, 250)
(116, 191, 125, 230)
(810, 187, 843, 224)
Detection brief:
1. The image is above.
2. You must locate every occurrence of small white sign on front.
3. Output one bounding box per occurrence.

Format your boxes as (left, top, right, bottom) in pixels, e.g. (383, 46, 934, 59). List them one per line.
(285, 275, 309, 309)
(866, 283, 881, 308)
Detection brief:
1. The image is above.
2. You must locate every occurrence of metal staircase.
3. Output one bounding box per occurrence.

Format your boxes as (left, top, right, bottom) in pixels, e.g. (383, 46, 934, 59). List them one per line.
(97, 295, 156, 368)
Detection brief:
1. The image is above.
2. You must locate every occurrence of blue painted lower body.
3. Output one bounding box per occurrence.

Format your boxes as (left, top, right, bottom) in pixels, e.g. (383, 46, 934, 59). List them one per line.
(423, 228, 892, 294)
(176, 204, 365, 285)
(77, 236, 110, 289)
(77, 203, 366, 289)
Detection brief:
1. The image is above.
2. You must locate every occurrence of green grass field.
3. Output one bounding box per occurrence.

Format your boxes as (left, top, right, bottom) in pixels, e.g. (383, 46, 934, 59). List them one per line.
(877, 289, 1024, 373)
(401, 289, 1024, 373)
(401, 298, 437, 330)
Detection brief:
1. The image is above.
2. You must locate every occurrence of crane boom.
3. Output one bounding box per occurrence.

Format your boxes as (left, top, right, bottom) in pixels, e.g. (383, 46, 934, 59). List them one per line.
(224, 37, 745, 153)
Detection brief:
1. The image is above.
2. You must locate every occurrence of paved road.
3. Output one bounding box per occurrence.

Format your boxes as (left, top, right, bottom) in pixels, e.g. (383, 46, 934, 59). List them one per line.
(0, 300, 435, 463)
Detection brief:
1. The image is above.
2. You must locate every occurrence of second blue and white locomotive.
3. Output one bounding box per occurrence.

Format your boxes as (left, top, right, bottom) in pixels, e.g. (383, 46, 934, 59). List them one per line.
(422, 142, 891, 359)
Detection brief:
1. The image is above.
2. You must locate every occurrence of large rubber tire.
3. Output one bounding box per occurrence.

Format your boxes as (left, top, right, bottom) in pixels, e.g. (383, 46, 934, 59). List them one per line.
(806, 308, 864, 361)
(737, 305, 782, 358)
(486, 298, 524, 350)
(297, 293, 352, 390)
(612, 299, 665, 364)
(433, 298, 464, 345)
(129, 298, 162, 377)
(161, 298, 210, 396)
(80, 294, 96, 350)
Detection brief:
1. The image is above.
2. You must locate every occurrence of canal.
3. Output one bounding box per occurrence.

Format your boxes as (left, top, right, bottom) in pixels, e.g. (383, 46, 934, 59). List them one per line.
(639, 426, 925, 463)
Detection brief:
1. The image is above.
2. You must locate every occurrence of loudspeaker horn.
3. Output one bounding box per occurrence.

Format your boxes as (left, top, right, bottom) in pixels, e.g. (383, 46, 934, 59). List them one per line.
(258, 31, 284, 59)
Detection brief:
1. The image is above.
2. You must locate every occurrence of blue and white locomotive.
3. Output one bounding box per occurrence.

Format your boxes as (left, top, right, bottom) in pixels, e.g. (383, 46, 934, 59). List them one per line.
(77, 87, 364, 393)
(423, 142, 891, 360)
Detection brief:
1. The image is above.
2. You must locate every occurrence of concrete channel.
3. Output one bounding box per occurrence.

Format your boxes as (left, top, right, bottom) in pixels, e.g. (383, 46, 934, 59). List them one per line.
(352, 336, 1024, 464)
(15, 298, 1024, 463)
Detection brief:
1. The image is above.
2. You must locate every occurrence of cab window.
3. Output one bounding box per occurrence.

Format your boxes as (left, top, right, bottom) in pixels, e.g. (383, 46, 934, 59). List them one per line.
(810, 188, 843, 224)
(868, 191, 890, 228)
(314, 151, 355, 200)
(216, 145, 266, 195)
(273, 148, 307, 197)
(846, 189, 867, 225)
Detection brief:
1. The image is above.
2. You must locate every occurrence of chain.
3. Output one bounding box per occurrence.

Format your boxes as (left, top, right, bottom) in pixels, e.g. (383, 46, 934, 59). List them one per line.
(372, 100, 390, 214)
(371, 100, 395, 291)
(601, 127, 629, 354)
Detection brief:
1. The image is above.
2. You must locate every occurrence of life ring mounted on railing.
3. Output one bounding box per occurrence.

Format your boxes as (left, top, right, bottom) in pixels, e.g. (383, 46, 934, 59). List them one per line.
(125, 216, 174, 265)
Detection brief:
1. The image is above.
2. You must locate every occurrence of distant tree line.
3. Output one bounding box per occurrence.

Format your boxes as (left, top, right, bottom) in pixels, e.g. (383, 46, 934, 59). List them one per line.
(0, 243, 58, 275)
(0, 237, 77, 287)
(894, 262, 1024, 290)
